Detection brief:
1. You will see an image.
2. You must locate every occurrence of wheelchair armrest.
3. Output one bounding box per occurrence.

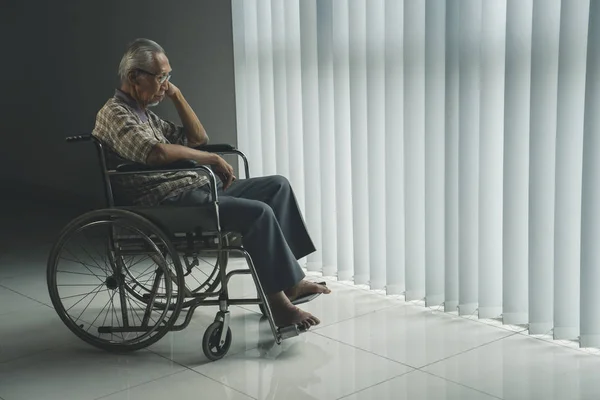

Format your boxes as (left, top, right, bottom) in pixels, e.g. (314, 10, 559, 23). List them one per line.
(193, 143, 250, 179)
(115, 159, 199, 172)
(193, 144, 236, 152)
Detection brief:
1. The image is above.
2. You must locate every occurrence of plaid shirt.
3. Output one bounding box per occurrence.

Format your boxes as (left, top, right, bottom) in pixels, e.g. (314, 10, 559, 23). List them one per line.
(92, 89, 209, 206)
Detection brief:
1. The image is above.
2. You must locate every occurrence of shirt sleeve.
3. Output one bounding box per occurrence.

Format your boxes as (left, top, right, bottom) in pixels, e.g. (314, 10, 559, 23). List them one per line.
(151, 112, 188, 146)
(93, 103, 160, 165)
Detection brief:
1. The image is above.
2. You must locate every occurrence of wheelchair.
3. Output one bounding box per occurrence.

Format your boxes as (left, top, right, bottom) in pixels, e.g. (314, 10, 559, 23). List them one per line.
(46, 135, 312, 361)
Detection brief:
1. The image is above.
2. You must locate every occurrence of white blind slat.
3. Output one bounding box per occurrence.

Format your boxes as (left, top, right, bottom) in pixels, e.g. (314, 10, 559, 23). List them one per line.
(424, 0, 446, 307)
(528, 0, 561, 335)
(367, 0, 387, 290)
(256, 0, 277, 176)
(554, 0, 589, 340)
(271, 0, 289, 180)
(284, 0, 306, 218)
(502, 0, 533, 326)
(458, 0, 481, 316)
(478, 0, 506, 319)
(580, 0, 600, 348)
(403, 0, 427, 301)
(332, 0, 355, 280)
(348, 0, 369, 284)
(384, 0, 406, 295)
(444, 0, 460, 312)
(299, 0, 323, 271)
(316, 0, 338, 276)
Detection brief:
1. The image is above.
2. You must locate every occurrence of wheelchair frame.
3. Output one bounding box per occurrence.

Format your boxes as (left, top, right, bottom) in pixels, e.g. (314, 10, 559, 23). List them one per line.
(47, 134, 308, 361)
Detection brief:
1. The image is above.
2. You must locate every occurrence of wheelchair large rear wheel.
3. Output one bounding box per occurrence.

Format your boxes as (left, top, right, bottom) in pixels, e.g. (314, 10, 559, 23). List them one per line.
(47, 209, 185, 352)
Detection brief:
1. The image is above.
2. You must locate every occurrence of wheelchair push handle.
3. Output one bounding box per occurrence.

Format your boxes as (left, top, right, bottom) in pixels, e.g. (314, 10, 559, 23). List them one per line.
(65, 134, 92, 143)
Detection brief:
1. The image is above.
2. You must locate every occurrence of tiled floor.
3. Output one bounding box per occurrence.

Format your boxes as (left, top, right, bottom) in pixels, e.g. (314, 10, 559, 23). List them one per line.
(2, 208, 600, 399)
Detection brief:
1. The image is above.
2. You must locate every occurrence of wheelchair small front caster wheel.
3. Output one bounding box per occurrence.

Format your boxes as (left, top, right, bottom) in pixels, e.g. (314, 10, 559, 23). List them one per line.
(202, 321, 232, 361)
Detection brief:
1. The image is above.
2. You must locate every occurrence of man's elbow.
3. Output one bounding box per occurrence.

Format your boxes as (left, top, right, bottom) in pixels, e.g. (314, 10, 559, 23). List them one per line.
(146, 144, 169, 166)
(189, 135, 209, 148)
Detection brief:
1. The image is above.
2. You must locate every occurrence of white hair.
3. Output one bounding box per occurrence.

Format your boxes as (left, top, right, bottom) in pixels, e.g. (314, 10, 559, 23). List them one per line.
(118, 38, 165, 82)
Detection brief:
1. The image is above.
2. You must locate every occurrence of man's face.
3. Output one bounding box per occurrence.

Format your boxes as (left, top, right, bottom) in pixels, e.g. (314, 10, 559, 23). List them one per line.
(131, 52, 172, 107)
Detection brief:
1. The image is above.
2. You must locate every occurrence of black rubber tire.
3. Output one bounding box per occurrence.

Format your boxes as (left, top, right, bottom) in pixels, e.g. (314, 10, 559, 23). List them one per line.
(202, 321, 233, 361)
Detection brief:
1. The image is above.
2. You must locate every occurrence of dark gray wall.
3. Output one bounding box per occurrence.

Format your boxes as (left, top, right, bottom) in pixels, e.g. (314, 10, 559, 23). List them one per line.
(0, 0, 237, 211)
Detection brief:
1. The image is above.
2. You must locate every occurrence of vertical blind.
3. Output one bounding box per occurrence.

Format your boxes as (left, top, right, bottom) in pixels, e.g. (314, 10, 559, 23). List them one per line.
(231, 0, 600, 348)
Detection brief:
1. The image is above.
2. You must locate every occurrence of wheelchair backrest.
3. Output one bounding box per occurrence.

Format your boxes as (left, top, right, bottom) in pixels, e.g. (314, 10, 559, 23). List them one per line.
(65, 134, 119, 207)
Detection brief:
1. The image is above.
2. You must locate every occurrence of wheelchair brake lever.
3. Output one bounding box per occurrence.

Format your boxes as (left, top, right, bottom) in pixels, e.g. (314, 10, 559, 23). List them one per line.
(182, 254, 200, 277)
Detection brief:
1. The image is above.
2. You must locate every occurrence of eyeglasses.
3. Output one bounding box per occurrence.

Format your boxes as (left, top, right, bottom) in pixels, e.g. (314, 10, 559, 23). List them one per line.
(135, 68, 171, 84)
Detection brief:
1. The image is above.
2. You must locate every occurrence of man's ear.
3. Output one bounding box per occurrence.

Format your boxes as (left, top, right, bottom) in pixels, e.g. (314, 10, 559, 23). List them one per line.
(128, 70, 139, 84)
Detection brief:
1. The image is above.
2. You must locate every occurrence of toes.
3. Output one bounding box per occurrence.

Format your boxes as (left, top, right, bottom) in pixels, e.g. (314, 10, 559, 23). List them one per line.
(313, 282, 330, 294)
(296, 313, 320, 330)
(320, 285, 331, 294)
(304, 315, 320, 327)
(308, 282, 330, 294)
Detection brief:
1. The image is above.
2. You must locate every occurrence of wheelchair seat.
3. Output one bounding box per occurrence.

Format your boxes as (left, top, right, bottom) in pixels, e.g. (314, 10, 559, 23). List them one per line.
(118, 205, 219, 236)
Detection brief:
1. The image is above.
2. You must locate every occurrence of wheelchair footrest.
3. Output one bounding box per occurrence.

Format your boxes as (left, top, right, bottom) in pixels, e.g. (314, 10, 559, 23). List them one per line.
(290, 282, 327, 306)
(277, 324, 308, 340)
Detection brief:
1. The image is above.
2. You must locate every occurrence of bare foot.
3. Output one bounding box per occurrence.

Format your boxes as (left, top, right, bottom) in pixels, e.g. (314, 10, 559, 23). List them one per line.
(285, 280, 331, 302)
(267, 292, 321, 330)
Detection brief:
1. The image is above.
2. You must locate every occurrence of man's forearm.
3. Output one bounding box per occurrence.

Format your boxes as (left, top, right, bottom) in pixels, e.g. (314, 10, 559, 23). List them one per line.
(147, 143, 218, 166)
(171, 91, 209, 147)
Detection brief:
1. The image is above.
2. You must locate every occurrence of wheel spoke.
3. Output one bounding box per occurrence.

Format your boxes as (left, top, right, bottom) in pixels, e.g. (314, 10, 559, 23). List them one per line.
(132, 267, 159, 283)
(124, 254, 151, 270)
(108, 290, 125, 341)
(61, 286, 105, 301)
(58, 284, 103, 287)
(86, 289, 115, 333)
(64, 282, 106, 313)
(142, 271, 164, 327)
(61, 249, 106, 284)
(57, 270, 102, 277)
(73, 283, 106, 324)
(82, 230, 112, 274)
(128, 292, 160, 326)
(126, 292, 144, 327)
(76, 236, 110, 275)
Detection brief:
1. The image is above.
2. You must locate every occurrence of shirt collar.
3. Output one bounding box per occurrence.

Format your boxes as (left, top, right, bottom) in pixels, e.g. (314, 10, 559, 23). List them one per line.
(114, 89, 149, 123)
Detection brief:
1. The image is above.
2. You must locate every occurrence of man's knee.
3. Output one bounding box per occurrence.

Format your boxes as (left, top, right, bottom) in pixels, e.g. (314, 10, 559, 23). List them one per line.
(250, 200, 275, 221)
(269, 174, 291, 191)
(222, 200, 275, 237)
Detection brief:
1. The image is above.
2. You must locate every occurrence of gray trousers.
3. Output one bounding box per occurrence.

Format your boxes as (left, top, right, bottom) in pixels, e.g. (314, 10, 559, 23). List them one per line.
(161, 175, 315, 294)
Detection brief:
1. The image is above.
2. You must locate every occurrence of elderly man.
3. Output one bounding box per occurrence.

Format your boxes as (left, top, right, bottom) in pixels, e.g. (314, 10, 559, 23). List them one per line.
(92, 38, 329, 330)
